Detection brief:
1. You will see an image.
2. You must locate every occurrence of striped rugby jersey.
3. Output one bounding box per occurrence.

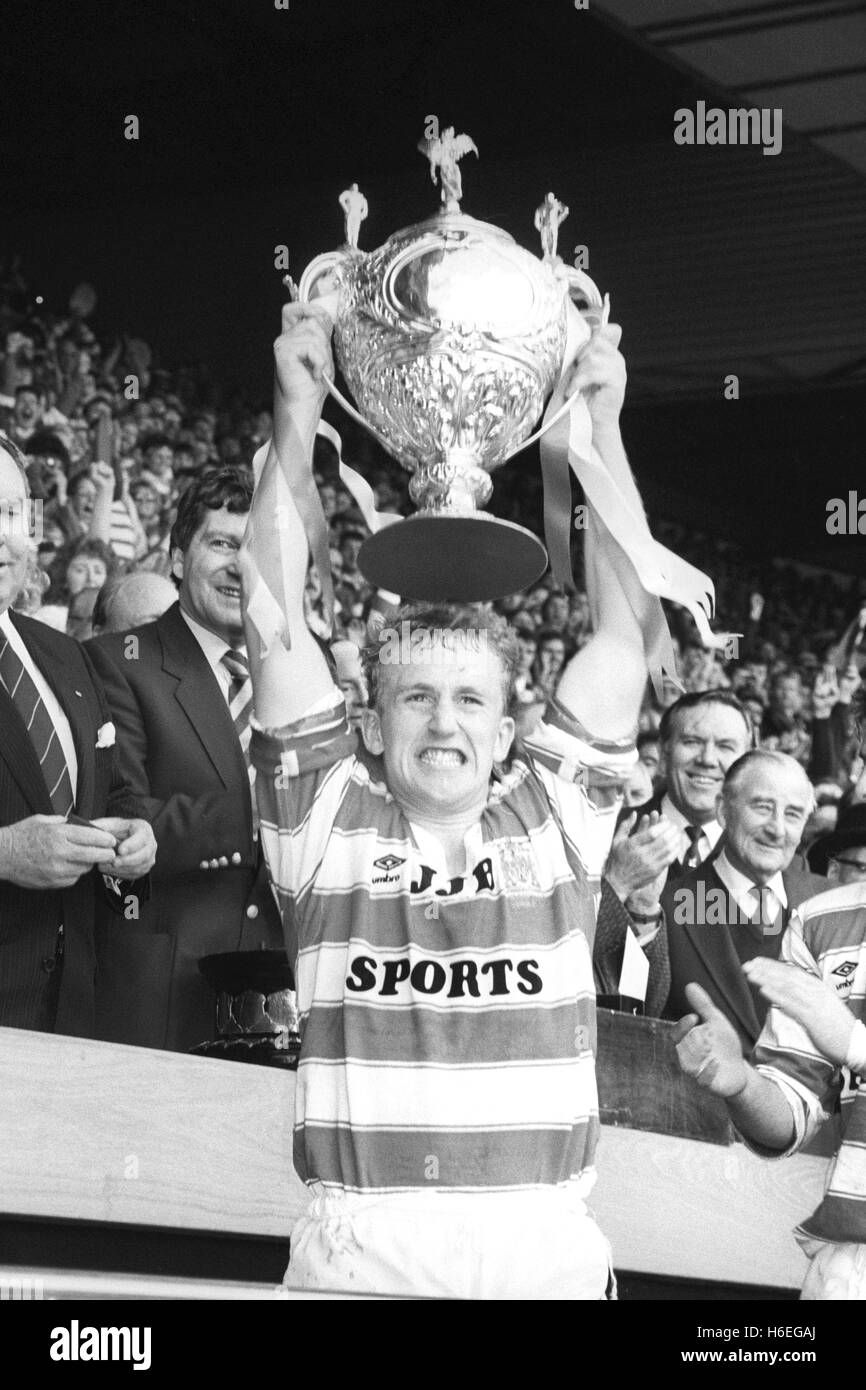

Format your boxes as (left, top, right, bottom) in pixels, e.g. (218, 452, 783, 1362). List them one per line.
(751, 882, 866, 1244)
(251, 692, 635, 1196)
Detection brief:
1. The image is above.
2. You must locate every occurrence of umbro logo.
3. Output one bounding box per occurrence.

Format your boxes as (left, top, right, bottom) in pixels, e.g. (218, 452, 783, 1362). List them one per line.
(373, 854, 406, 872)
(831, 961, 858, 979)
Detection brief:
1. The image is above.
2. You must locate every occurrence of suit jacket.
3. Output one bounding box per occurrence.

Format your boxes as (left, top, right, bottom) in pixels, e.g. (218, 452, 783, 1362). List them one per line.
(0, 611, 139, 1035)
(86, 602, 284, 1052)
(661, 854, 828, 1053)
(594, 789, 675, 1015)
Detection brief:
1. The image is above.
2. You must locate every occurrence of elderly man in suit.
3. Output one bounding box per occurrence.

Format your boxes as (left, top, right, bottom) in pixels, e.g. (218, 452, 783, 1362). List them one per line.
(86, 467, 284, 1053)
(661, 748, 826, 1051)
(0, 432, 156, 1036)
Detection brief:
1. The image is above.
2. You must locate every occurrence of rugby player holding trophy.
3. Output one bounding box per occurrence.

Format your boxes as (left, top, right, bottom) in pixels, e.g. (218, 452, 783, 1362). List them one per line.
(239, 131, 721, 1299)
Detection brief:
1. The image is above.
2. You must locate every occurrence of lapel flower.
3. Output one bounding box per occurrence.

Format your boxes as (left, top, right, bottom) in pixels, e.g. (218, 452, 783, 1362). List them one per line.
(95, 721, 116, 749)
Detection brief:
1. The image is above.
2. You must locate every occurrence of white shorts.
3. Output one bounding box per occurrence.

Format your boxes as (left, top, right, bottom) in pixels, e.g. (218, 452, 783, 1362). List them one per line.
(285, 1185, 615, 1300)
(800, 1242, 866, 1300)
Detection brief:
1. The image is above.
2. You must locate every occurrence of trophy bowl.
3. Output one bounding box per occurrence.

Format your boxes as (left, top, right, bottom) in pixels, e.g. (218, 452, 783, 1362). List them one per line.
(297, 136, 602, 601)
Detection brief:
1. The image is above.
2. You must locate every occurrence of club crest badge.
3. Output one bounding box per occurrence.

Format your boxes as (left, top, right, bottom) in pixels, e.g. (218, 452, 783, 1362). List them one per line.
(497, 840, 540, 892)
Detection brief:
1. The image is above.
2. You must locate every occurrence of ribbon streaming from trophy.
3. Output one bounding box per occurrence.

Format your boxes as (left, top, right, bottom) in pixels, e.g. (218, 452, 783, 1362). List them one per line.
(245, 126, 726, 693)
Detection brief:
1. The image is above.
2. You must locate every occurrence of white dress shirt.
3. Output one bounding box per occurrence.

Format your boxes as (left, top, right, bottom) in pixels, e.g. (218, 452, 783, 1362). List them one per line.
(661, 794, 722, 865)
(179, 608, 247, 706)
(0, 608, 79, 794)
(713, 848, 787, 923)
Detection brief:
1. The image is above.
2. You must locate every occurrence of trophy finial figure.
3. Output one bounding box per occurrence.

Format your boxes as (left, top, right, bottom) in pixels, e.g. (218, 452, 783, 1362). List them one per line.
(534, 192, 569, 262)
(339, 183, 368, 250)
(418, 126, 479, 213)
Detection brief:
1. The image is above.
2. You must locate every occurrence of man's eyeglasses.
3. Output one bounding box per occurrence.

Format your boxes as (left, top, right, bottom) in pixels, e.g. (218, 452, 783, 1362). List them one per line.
(832, 856, 866, 877)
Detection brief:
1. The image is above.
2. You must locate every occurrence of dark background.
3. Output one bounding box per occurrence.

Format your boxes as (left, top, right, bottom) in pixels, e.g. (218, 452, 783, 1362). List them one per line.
(1, 0, 864, 570)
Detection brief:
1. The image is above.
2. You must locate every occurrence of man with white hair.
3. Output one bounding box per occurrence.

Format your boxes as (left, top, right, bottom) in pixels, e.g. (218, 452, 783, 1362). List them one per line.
(662, 748, 826, 1050)
(0, 431, 155, 1035)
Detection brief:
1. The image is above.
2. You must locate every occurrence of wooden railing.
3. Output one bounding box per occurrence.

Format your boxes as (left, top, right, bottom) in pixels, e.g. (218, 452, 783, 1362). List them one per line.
(0, 1014, 830, 1294)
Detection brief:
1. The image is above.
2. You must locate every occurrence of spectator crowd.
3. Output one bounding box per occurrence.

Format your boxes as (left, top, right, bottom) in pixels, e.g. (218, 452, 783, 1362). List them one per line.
(2, 258, 863, 821)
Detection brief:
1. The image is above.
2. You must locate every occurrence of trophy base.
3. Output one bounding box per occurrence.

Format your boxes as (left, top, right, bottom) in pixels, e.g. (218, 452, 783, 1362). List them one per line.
(359, 515, 548, 602)
(193, 950, 301, 1069)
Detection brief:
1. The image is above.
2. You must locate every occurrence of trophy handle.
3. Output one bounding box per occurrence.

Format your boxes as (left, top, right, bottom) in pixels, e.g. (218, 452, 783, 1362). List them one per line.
(296, 252, 396, 457)
(296, 250, 345, 305)
(561, 265, 605, 327)
(318, 372, 396, 459)
(503, 271, 608, 460)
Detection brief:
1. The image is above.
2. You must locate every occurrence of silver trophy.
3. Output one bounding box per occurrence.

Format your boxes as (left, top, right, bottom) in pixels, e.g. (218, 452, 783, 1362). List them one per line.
(296, 128, 604, 601)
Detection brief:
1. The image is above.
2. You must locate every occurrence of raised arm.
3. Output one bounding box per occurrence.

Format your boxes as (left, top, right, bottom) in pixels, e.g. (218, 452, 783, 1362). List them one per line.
(554, 326, 650, 741)
(241, 302, 338, 728)
(87, 460, 116, 545)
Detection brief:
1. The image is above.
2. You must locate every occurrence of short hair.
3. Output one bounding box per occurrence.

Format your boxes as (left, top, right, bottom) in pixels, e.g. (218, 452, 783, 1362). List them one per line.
(340, 526, 366, 545)
(536, 627, 568, 650)
(721, 748, 814, 808)
(23, 429, 70, 468)
(541, 591, 568, 615)
(361, 602, 521, 713)
(65, 536, 115, 569)
(659, 688, 752, 745)
(140, 432, 173, 454)
(130, 476, 159, 498)
(46, 535, 117, 604)
(0, 431, 31, 495)
(770, 667, 802, 691)
(169, 465, 253, 555)
(637, 729, 660, 753)
(737, 685, 765, 707)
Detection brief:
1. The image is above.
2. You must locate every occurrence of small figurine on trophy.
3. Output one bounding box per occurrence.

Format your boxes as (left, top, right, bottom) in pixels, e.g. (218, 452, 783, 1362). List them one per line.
(534, 192, 570, 263)
(417, 126, 479, 212)
(339, 182, 368, 250)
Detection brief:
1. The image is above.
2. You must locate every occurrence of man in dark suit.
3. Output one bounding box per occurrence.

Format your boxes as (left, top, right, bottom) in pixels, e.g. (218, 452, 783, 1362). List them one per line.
(0, 432, 156, 1036)
(595, 690, 753, 1012)
(661, 748, 827, 1052)
(86, 467, 284, 1053)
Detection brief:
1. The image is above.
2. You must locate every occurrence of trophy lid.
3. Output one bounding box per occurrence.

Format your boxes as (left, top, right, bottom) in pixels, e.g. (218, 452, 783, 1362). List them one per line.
(375, 209, 565, 344)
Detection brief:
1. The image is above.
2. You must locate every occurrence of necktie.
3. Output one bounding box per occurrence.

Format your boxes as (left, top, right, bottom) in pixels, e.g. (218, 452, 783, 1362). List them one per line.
(0, 636, 75, 816)
(683, 824, 703, 870)
(748, 885, 781, 936)
(221, 649, 256, 812)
